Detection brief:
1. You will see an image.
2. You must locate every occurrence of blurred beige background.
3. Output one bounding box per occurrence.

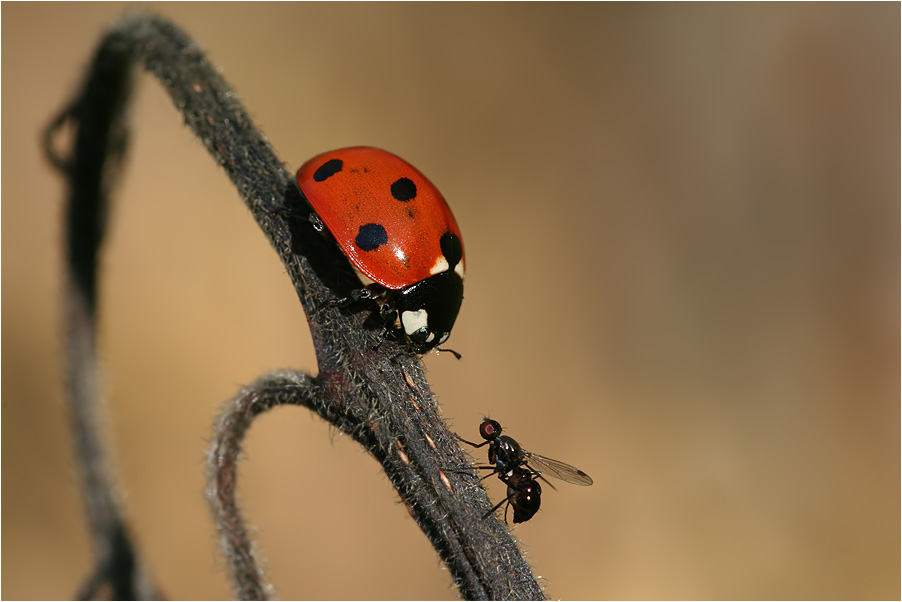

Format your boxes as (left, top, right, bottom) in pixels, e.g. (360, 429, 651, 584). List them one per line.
(2, 3, 898, 600)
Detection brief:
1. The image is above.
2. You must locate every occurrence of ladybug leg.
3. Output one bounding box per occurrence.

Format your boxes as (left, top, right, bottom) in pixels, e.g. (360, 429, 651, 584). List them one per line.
(316, 288, 369, 312)
(315, 284, 383, 313)
(316, 284, 413, 354)
(371, 319, 405, 351)
(373, 323, 392, 349)
(308, 212, 325, 232)
(370, 296, 404, 349)
(266, 195, 311, 221)
(377, 299, 396, 321)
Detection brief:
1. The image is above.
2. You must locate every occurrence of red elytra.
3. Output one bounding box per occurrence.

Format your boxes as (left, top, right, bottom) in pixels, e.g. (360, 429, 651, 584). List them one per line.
(296, 147, 465, 354)
(296, 146, 465, 290)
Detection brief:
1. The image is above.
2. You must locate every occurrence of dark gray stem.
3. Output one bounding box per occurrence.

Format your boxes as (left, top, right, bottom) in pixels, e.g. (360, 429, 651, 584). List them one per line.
(46, 13, 545, 601)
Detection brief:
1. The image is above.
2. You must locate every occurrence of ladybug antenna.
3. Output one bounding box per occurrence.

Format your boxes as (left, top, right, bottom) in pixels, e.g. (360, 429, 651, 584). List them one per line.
(437, 346, 462, 360)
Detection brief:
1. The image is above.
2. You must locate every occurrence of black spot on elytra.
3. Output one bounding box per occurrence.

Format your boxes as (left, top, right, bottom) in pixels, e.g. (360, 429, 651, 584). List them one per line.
(313, 159, 343, 182)
(440, 232, 462, 269)
(391, 177, 417, 201)
(356, 223, 388, 251)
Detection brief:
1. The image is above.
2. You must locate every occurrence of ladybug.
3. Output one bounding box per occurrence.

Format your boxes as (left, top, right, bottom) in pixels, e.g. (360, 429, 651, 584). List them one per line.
(296, 147, 465, 354)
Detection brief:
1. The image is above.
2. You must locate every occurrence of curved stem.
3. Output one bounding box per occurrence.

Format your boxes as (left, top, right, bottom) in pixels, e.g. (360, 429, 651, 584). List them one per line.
(207, 371, 320, 601)
(47, 13, 545, 600)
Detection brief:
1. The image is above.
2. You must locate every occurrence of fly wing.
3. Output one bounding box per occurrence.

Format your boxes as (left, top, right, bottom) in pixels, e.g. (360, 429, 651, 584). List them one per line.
(523, 451, 594, 486)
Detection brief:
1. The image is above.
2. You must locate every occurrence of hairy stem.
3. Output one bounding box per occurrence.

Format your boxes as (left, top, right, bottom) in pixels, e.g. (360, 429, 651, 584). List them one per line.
(47, 13, 545, 600)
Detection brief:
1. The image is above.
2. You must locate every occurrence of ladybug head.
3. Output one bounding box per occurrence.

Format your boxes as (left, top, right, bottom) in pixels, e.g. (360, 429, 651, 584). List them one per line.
(396, 271, 464, 353)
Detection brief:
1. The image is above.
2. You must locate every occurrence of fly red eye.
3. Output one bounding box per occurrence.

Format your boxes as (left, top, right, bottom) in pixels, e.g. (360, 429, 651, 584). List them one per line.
(479, 419, 501, 441)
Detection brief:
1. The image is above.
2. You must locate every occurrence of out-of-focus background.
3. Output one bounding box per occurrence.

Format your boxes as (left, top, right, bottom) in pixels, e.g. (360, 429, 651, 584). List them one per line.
(3, 3, 898, 600)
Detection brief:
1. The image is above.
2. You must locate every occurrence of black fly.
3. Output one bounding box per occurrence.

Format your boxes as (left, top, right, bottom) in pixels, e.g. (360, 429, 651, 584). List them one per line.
(457, 418, 593, 523)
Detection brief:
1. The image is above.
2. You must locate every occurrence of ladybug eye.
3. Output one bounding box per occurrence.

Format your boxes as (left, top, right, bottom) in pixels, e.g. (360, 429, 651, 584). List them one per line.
(408, 328, 433, 345)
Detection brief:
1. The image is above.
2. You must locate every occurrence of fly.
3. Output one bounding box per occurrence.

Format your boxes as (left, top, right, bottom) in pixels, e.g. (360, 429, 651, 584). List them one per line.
(457, 418, 592, 522)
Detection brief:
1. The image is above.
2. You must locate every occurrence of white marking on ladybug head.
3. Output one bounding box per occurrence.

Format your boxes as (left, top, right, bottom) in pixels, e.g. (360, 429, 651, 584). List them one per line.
(401, 309, 430, 336)
(429, 256, 450, 275)
(455, 259, 465, 279)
